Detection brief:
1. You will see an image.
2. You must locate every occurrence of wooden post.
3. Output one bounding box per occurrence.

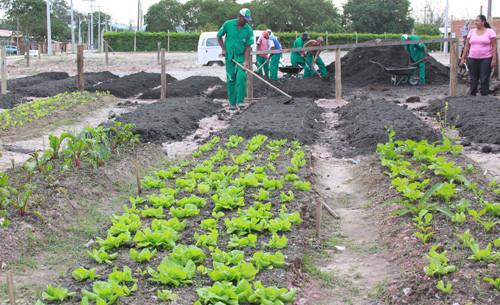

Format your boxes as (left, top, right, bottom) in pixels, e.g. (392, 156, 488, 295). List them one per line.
(315, 195, 322, 239)
(449, 40, 459, 97)
(105, 41, 109, 65)
(157, 42, 161, 64)
(246, 56, 254, 99)
(26, 43, 29, 67)
(1, 46, 7, 94)
(355, 32, 358, 44)
(326, 31, 328, 45)
(160, 48, 166, 99)
(77, 45, 84, 92)
(134, 32, 137, 52)
(335, 48, 342, 100)
(167, 30, 170, 52)
(135, 154, 142, 195)
(7, 270, 16, 305)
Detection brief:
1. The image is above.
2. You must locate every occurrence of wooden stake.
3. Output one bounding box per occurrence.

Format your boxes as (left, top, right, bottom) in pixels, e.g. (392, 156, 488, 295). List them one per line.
(7, 270, 16, 305)
(105, 41, 109, 65)
(135, 154, 142, 195)
(1, 46, 7, 94)
(26, 43, 29, 67)
(449, 40, 458, 97)
(38, 43, 41, 59)
(335, 48, 342, 100)
(157, 42, 161, 64)
(160, 48, 166, 99)
(246, 56, 254, 99)
(77, 45, 84, 92)
(315, 194, 322, 238)
(167, 30, 170, 52)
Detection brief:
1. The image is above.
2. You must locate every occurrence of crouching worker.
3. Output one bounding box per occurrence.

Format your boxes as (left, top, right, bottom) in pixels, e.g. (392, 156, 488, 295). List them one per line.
(217, 8, 254, 110)
(303, 37, 328, 79)
(402, 34, 426, 84)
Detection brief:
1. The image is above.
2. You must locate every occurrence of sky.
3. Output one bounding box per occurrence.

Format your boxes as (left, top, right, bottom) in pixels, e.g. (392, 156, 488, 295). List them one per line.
(9, 0, 500, 27)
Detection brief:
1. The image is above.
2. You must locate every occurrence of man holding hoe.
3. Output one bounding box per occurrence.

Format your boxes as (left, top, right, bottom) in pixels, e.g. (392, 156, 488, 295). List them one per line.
(217, 8, 254, 110)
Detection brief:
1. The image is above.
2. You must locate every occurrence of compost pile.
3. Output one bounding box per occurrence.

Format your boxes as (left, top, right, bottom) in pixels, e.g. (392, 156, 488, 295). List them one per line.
(326, 44, 450, 86)
(334, 98, 441, 156)
(91, 72, 176, 98)
(15, 72, 119, 97)
(3, 72, 69, 92)
(219, 97, 323, 145)
(426, 96, 500, 145)
(0, 93, 25, 109)
(139, 76, 224, 99)
(110, 97, 222, 144)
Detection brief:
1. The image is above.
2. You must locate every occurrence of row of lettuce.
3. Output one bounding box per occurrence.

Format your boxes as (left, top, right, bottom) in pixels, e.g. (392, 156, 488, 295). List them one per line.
(34, 134, 312, 304)
(377, 126, 500, 296)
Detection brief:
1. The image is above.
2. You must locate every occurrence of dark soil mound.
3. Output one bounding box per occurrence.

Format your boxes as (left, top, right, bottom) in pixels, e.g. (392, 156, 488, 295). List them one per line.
(110, 97, 222, 144)
(207, 76, 333, 99)
(0, 93, 25, 109)
(3, 72, 70, 93)
(139, 76, 223, 99)
(219, 97, 323, 145)
(15, 72, 119, 97)
(426, 96, 500, 144)
(92, 72, 176, 98)
(326, 43, 450, 86)
(335, 98, 441, 156)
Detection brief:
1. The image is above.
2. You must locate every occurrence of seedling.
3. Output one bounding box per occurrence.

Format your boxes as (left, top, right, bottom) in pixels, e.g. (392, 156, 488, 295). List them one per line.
(413, 212, 435, 244)
(423, 245, 456, 276)
(483, 277, 500, 290)
(436, 280, 452, 293)
(42, 285, 76, 301)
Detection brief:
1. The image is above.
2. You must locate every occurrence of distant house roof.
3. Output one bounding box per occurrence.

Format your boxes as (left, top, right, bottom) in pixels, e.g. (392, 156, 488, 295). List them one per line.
(0, 29, 13, 38)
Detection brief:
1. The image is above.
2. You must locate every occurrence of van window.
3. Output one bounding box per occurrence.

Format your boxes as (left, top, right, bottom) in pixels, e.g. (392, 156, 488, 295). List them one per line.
(206, 38, 219, 47)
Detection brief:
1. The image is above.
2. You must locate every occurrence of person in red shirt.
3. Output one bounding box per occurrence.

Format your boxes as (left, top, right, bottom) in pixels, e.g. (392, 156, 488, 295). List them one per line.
(256, 31, 270, 77)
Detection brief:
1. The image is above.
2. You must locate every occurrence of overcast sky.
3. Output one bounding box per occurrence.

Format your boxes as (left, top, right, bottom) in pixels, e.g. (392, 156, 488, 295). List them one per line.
(23, 0, 500, 27)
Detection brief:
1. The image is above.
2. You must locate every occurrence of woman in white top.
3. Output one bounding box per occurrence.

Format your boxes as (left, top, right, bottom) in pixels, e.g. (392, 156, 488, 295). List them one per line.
(460, 15, 497, 96)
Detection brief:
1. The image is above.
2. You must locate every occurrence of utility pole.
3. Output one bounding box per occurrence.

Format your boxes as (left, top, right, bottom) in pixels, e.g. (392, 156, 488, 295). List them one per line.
(78, 16, 82, 44)
(16, 17, 19, 55)
(46, 0, 52, 54)
(83, 0, 95, 52)
(444, 0, 449, 55)
(137, 0, 141, 32)
(487, 0, 492, 19)
(95, 6, 103, 51)
(70, 0, 75, 52)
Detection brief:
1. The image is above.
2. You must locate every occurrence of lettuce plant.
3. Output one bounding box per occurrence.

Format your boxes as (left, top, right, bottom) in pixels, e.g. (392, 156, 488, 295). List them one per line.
(130, 248, 157, 262)
(151, 218, 186, 232)
(133, 227, 179, 249)
(72, 267, 99, 281)
(212, 187, 245, 211)
(155, 170, 174, 180)
(195, 229, 219, 247)
(267, 153, 280, 161)
(147, 258, 196, 286)
(208, 261, 258, 282)
(147, 194, 175, 208)
(293, 180, 311, 191)
(251, 251, 285, 270)
(176, 194, 207, 208)
(227, 234, 257, 249)
(264, 233, 288, 249)
(108, 266, 137, 284)
(42, 285, 76, 301)
(248, 281, 297, 304)
(82, 280, 137, 304)
(141, 205, 165, 218)
(423, 245, 456, 276)
(96, 231, 132, 250)
(212, 248, 245, 265)
(170, 204, 200, 218)
(141, 175, 166, 189)
(280, 191, 294, 202)
(252, 188, 270, 200)
(86, 248, 118, 264)
(436, 280, 452, 293)
(468, 242, 500, 261)
(483, 277, 500, 290)
(157, 289, 179, 301)
(201, 218, 218, 230)
(170, 244, 206, 265)
(195, 281, 240, 305)
(110, 213, 142, 234)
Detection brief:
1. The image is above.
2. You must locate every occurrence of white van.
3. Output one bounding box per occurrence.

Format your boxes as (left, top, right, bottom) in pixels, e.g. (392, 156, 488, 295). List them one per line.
(197, 31, 260, 66)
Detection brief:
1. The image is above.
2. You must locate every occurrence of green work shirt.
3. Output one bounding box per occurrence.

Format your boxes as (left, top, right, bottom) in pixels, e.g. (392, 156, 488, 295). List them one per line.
(291, 37, 306, 63)
(404, 35, 427, 62)
(218, 19, 254, 62)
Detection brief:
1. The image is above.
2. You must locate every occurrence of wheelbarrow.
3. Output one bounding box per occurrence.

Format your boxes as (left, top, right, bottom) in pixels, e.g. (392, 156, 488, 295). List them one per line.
(369, 61, 420, 86)
(279, 65, 303, 79)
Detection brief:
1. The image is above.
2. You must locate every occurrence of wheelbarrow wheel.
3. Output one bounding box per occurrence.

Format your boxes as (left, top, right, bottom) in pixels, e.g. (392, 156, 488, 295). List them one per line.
(409, 76, 419, 86)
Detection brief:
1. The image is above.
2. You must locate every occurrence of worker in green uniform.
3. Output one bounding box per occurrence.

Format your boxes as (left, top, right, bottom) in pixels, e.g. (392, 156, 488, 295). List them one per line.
(217, 8, 254, 110)
(402, 34, 427, 84)
(291, 32, 310, 72)
(303, 37, 328, 79)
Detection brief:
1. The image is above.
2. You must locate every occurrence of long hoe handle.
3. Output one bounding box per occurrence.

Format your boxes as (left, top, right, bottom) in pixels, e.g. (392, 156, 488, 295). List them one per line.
(232, 59, 293, 102)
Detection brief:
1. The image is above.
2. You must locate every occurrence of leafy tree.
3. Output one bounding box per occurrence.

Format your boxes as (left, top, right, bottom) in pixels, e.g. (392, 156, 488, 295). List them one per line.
(183, 0, 240, 32)
(145, 0, 186, 32)
(414, 23, 440, 36)
(343, 0, 414, 34)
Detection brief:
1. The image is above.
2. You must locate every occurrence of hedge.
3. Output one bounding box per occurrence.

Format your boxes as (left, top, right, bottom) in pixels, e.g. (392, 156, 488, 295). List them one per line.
(103, 31, 442, 52)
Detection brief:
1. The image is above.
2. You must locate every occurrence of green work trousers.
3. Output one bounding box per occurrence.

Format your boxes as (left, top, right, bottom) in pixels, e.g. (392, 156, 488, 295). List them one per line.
(291, 54, 305, 69)
(270, 53, 281, 81)
(256, 56, 269, 77)
(303, 53, 328, 79)
(225, 57, 247, 105)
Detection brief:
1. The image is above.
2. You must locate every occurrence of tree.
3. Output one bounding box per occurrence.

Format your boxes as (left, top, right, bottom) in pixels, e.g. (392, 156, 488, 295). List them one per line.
(248, 0, 340, 32)
(183, 0, 239, 32)
(343, 0, 414, 34)
(144, 0, 186, 32)
(414, 23, 440, 36)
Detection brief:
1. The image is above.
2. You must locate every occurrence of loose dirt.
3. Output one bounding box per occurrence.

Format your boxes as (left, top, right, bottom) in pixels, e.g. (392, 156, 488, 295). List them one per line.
(139, 76, 225, 99)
